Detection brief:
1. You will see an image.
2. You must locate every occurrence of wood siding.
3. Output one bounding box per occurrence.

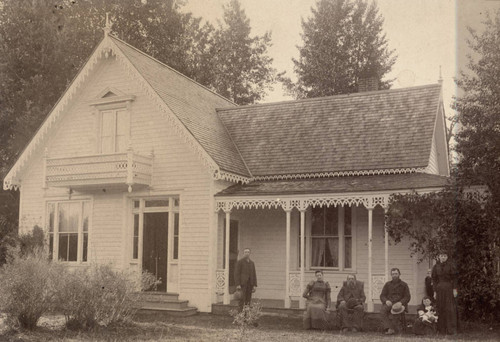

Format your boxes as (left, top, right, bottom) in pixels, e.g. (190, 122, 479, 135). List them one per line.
(18, 56, 215, 311)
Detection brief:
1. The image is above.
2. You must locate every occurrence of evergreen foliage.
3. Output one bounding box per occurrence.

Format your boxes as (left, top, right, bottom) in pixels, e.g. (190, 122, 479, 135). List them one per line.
(453, 9, 500, 209)
(283, 0, 396, 99)
(209, 0, 277, 105)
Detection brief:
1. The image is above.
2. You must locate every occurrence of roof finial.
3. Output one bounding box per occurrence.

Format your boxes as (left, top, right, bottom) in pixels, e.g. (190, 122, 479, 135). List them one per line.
(438, 65, 443, 85)
(104, 13, 111, 36)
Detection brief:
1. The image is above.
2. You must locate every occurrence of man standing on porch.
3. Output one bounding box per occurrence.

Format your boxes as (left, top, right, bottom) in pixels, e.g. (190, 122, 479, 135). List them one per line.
(337, 274, 366, 332)
(379, 268, 411, 335)
(235, 248, 257, 312)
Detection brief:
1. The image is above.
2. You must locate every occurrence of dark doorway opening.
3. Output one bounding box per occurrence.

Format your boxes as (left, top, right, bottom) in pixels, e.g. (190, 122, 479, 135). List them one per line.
(143, 212, 168, 292)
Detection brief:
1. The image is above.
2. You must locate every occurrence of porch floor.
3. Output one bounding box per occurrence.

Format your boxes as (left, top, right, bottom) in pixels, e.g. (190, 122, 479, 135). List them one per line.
(212, 299, 417, 320)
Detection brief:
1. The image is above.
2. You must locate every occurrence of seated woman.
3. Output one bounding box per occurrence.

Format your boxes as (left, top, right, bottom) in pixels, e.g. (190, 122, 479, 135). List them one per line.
(413, 296, 438, 335)
(303, 270, 331, 330)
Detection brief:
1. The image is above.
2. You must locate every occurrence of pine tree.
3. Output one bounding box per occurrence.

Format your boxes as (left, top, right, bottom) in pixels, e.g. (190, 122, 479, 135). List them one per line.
(210, 0, 276, 105)
(453, 9, 500, 206)
(284, 0, 396, 99)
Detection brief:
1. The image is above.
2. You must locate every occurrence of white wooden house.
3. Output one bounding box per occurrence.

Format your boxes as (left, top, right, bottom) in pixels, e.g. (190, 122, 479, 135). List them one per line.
(3, 32, 449, 314)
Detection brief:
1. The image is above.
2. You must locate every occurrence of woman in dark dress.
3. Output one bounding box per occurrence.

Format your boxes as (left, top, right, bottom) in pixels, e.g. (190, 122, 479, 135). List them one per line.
(431, 253, 458, 335)
(302, 270, 331, 329)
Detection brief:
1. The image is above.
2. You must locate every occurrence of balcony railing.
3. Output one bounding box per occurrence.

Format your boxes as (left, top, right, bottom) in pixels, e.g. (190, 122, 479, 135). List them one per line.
(45, 150, 153, 192)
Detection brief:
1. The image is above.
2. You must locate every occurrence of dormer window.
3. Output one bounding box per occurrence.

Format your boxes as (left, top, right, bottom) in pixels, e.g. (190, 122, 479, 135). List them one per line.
(89, 88, 135, 154)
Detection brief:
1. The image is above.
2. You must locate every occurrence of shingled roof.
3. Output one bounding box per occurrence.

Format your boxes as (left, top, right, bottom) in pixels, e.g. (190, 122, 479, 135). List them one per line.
(217, 84, 441, 177)
(216, 173, 450, 197)
(110, 36, 251, 177)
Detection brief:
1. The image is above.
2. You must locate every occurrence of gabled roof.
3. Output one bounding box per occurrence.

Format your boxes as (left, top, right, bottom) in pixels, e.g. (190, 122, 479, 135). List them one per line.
(109, 37, 250, 178)
(4, 32, 446, 192)
(217, 84, 442, 178)
(3, 34, 251, 190)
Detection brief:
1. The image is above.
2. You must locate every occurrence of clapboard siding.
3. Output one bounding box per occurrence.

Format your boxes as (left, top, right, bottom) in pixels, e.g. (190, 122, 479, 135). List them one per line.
(216, 204, 421, 305)
(18, 56, 215, 311)
(427, 136, 439, 174)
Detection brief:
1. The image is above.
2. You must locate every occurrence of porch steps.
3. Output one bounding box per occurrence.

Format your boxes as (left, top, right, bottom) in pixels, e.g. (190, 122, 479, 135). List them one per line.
(135, 292, 198, 317)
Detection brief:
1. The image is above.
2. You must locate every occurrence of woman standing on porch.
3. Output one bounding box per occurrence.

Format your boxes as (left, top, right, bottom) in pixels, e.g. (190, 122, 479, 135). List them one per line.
(432, 252, 458, 335)
(303, 270, 331, 330)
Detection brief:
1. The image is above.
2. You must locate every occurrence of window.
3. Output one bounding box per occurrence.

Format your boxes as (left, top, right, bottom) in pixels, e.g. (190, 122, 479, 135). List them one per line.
(311, 206, 339, 267)
(100, 109, 130, 153)
(308, 206, 353, 270)
(47, 200, 90, 262)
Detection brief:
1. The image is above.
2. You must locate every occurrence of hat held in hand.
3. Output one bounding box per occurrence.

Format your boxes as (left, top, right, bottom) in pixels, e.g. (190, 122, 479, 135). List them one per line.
(391, 302, 405, 314)
(233, 289, 242, 300)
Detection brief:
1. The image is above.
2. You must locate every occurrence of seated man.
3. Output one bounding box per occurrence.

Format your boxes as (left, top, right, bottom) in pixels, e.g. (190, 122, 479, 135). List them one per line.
(379, 268, 411, 335)
(336, 274, 366, 332)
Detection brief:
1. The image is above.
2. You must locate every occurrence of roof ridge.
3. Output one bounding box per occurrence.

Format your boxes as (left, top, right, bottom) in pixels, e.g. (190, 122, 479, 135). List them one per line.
(216, 83, 441, 112)
(215, 110, 253, 178)
(108, 35, 237, 107)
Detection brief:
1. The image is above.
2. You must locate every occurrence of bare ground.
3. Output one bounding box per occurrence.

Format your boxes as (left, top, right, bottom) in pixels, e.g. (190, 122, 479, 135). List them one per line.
(0, 312, 499, 342)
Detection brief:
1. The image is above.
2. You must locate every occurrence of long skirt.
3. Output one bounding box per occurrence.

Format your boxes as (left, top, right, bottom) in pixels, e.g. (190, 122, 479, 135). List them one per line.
(303, 302, 327, 330)
(413, 318, 437, 335)
(435, 281, 458, 334)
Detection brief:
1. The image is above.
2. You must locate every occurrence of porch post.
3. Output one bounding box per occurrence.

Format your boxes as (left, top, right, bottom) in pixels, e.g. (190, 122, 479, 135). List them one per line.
(224, 209, 231, 305)
(367, 207, 374, 312)
(299, 209, 306, 309)
(284, 209, 291, 308)
(384, 208, 389, 281)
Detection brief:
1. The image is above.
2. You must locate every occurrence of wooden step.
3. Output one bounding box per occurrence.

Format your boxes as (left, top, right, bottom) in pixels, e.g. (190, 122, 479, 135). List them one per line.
(136, 299, 189, 310)
(137, 306, 198, 317)
(136, 292, 179, 302)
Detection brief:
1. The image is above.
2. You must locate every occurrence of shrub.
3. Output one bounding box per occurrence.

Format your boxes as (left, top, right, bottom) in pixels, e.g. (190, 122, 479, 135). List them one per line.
(57, 264, 156, 330)
(0, 248, 62, 330)
(230, 302, 263, 342)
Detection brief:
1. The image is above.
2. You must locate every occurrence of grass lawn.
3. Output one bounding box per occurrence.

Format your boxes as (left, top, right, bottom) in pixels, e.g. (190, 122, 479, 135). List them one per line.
(0, 313, 498, 342)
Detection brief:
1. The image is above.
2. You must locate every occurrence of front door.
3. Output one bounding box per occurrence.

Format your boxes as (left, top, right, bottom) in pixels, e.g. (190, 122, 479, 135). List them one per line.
(143, 212, 168, 292)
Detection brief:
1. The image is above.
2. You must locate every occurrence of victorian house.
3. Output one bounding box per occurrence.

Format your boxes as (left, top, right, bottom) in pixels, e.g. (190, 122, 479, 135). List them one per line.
(4, 30, 449, 314)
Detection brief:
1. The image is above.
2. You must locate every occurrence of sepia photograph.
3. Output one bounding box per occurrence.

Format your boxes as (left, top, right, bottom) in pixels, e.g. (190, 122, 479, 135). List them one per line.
(0, 0, 499, 341)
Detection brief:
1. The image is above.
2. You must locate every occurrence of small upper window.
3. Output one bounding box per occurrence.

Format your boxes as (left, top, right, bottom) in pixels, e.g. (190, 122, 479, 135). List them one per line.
(89, 87, 135, 154)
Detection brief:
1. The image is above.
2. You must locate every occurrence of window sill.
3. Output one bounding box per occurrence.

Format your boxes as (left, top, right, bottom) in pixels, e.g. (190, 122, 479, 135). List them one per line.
(296, 268, 357, 274)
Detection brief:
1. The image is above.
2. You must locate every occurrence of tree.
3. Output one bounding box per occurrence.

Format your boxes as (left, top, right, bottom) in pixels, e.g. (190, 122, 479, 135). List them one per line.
(283, 0, 396, 99)
(453, 9, 500, 208)
(209, 0, 276, 105)
(386, 188, 500, 322)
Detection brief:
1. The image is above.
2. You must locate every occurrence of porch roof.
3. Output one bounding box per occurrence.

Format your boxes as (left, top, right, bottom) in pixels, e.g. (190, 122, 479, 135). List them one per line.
(215, 173, 449, 197)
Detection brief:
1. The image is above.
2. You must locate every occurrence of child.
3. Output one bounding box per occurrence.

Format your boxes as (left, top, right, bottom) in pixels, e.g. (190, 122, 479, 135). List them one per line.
(418, 296, 438, 323)
(413, 296, 438, 335)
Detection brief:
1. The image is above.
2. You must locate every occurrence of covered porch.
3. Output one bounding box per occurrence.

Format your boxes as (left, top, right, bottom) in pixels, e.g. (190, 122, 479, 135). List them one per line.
(213, 173, 449, 313)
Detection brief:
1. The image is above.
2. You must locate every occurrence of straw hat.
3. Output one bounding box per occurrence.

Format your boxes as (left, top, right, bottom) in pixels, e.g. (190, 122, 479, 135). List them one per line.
(391, 302, 405, 315)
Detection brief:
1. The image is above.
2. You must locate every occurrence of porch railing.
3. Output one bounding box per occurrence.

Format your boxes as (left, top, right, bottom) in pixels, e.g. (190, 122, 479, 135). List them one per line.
(216, 269, 225, 295)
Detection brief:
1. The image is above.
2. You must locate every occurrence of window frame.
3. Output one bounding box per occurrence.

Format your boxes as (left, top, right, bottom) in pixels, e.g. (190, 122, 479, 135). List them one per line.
(46, 199, 91, 264)
(89, 89, 134, 155)
(299, 205, 356, 272)
(130, 197, 180, 263)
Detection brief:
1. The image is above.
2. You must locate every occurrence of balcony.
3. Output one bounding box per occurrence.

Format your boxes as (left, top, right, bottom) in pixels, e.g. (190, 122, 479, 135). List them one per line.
(45, 150, 153, 192)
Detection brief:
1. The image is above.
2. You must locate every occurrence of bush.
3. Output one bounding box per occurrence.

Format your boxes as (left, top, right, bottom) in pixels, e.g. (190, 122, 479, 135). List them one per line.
(230, 302, 263, 342)
(57, 264, 156, 330)
(0, 248, 62, 330)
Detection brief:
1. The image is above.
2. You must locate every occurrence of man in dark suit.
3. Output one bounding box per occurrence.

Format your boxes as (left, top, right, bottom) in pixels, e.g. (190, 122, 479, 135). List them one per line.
(379, 268, 411, 335)
(234, 248, 257, 312)
(337, 274, 366, 332)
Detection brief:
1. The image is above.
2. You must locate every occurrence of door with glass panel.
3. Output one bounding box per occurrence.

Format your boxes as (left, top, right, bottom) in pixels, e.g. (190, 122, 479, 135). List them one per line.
(143, 212, 168, 292)
(132, 198, 180, 293)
